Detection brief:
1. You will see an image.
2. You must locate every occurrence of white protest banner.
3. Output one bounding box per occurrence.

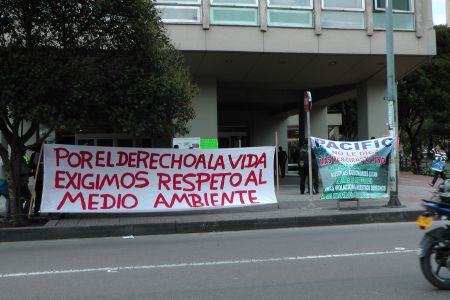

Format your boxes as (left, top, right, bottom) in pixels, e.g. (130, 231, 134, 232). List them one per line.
(41, 144, 276, 213)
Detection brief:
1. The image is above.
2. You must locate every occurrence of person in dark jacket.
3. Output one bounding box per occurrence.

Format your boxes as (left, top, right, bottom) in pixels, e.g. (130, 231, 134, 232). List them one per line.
(298, 142, 319, 194)
(278, 146, 288, 178)
(28, 145, 44, 216)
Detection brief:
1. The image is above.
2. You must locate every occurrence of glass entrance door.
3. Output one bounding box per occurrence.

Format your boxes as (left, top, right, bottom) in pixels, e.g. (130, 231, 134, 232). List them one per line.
(218, 132, 249, 148)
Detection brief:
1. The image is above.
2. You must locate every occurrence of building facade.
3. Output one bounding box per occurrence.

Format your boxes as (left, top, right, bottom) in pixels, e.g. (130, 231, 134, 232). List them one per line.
(155, 0, 436, 151)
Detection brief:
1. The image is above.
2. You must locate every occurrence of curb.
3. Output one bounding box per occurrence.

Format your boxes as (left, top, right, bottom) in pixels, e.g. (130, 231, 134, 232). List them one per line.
(0, 210, 423, 243)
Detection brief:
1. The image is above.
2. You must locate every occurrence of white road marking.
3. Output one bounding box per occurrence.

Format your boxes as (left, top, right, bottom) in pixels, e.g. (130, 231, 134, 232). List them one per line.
(0, 249, 418, 279)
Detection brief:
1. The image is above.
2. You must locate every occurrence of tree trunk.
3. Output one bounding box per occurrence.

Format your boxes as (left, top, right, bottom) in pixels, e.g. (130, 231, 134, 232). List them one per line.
(7, 151, 27, 226)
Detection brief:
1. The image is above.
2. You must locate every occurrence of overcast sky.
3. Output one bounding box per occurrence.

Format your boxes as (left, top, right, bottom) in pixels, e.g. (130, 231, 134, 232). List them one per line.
(433, 0, 447, 25)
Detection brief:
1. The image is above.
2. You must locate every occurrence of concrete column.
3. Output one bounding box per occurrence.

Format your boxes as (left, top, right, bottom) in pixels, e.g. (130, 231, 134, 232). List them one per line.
(252, 114, 287, 149)
(188, 78, 218, 139)
(310, 105, 327, 139)
(313, 0, 322, 35)
(259, 0, 268, 32)
(447, 0, 450, 27)
(202, 0, 210, 30)
(357, 79, 388, 140)
(415, 0, 423, 38)
(365, 0, 374, 36)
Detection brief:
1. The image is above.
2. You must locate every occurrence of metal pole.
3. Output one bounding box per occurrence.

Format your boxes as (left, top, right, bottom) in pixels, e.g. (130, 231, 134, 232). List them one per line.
(275, 131, 280, 209)
(303, 91, 315, 208)
(386, 0, 402, 207)
(307, 110, 315, 208)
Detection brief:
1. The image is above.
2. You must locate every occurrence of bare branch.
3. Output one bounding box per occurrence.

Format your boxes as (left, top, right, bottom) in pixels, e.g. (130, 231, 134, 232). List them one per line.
(0, 118, 13, 145)
(26, 128, 55, 149)
(0, 144, 9, 165)
(20, 121, 39, 144)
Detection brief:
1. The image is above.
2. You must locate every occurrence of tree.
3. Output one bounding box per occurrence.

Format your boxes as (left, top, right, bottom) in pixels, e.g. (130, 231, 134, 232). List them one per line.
(0, 0, 197, 225)
(398, 26, 450, 172)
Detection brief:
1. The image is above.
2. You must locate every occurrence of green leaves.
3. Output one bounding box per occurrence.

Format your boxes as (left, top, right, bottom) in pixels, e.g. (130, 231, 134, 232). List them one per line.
(0, 0, 196, 138)
(398, 26, 450, 155)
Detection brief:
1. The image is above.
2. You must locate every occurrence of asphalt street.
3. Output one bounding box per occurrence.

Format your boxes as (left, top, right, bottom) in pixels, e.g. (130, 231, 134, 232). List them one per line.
(1, 222, 449, 300)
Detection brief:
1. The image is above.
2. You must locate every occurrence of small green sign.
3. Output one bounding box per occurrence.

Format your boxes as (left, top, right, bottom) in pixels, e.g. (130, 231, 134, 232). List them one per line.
(200, 139, 219, 149)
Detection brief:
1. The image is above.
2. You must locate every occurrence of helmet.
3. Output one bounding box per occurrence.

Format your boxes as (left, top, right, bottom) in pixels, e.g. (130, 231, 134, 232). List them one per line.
(437, 179, 450, 204)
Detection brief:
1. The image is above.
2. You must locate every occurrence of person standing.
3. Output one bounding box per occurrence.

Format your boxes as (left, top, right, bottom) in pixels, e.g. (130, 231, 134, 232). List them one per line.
(29, 145, 44, 216)
(297, 142, 319, 194)
(0, 159, 9, 220)
(429, 144, 447, 187)
(278, 146, 288, 178)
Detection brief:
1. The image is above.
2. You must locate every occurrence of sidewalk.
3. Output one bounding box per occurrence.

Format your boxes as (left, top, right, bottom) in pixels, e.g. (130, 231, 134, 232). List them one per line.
(0, 172, 437, 242)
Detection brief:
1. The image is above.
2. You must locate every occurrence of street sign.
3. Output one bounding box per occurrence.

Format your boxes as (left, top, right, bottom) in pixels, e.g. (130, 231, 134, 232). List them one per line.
(304, 91, 312, 112)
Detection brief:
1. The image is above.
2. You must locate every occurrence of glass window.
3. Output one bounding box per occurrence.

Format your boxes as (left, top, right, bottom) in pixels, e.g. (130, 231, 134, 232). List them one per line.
(321, 11, 365, 29)
(322, 0, 364, 10)
(375, 0, 413, 12)
(77, 139, 95, 146)
(268, 0, 312, 8)
(373, 12, 414, 30)
(157, 5, 201, 23)
(117, 139, 134, 147)
(211, 0, 257, 6)
(97, 139, 114, 147)
(267, 9, 313, 27)
(136, 138, 152, 148)
(210, 7, 258, 25)
(156, 0, 200, 4)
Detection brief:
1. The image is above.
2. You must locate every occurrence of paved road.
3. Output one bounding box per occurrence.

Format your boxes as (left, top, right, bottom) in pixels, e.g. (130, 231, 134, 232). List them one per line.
(1, 222, 449, 300)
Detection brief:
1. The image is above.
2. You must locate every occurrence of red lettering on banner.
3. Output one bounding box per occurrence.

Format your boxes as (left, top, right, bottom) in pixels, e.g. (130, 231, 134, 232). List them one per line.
(229, 154, 243, 169)
(121, 194, 138, 209)
(235, 190, 246, 204)
(66, 172, 80, 189)
(258, 169, 267, 184)
(135, 171, 149, 188)
(101, 194, 116, 209)
(197, 173, 210, 190)
(230, 174, 243, 187)
(57, 192, 138, 210)
(222, 192, 233, 205)
(248, 190, 258, 203)
(149, 153, 160, 169)
(120, 173, 135, 189)
(215, 155, 225, 170)
(160, 153, 171, 168)
(117, 152, 128, 167)
(137, 151, 149, 168)
(173, 174, 183, 191)
(88, 194, 100, 210)
(106, 151, 114, 167)
(95, 151, 105, 167)
(158, 173, 171, 190)
(55, 148, 69, 167)
(57, 192, 86, 210)
(210, 193, 219, 206)
(191, 194, 203, 207)
(244, 170, 258, 186)
(79, 151, 93, 169)
(98, 174, 119, 190)
(81, 173, 94, 190)
(184, 174, 196, 191)
(196, 154, 206, 169)
(55, 170, 66, 188)
(153, 190, 263, 209)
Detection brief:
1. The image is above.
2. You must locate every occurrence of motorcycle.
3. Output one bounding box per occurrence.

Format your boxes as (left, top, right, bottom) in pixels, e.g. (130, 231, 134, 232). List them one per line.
(416, 180, 450, 290)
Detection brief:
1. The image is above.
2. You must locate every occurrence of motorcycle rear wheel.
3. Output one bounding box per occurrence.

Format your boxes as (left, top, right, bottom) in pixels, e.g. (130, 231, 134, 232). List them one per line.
(420, 240, 450, 290)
